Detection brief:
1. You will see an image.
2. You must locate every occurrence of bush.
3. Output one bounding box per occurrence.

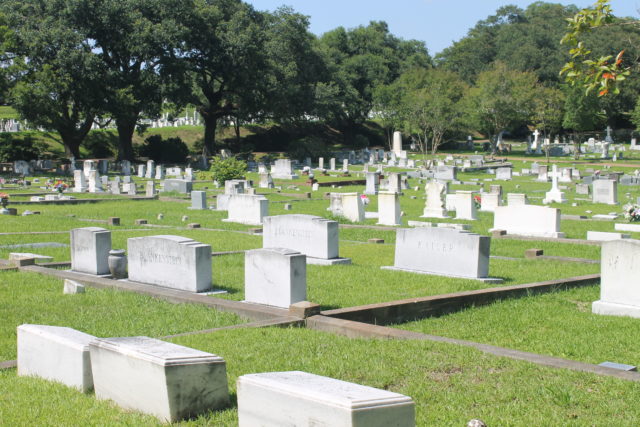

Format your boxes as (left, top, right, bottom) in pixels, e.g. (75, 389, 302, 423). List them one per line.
(138, 134, 189, 163)
(0, 134, 47, 162)
(84, 130, 117, 158)
(209, 156, 246, 184)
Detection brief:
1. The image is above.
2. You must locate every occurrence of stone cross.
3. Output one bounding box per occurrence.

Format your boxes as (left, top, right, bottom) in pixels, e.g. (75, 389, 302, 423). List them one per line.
(548, 164, 562, 191)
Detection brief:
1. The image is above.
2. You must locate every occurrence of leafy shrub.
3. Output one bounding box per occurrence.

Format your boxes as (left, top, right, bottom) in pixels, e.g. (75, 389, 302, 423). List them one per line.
(138, 135, 189, 163)
(0, 134, 47, 162)
(209, 156, 246, 184)
(84, 130, 117, 158)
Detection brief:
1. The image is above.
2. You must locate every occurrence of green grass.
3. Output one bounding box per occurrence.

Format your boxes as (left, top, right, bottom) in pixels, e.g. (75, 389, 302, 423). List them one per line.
(396, 285, 640, 368)
(0, 271, 243, 361)
(4, 327, 640, 425)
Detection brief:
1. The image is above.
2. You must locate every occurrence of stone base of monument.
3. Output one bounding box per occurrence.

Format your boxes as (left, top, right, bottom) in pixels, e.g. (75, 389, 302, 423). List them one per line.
(222, 218, 263, 226)
(420, 211, 449, 219)
(592, 300, 640, 319)
(121, 279, 227, 295)
(17, 324, 95, 393)
(90, 336, 229, 422)
(364, 212, 379, 219)
(237, 371, 415, 427)
(306, 256, 352, 266)
(381, 266, 503, 284)
(489, 229, 566, 239)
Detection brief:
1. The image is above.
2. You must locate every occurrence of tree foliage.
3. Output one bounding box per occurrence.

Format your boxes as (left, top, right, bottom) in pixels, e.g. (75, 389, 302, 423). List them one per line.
(209, 156, 246, 184)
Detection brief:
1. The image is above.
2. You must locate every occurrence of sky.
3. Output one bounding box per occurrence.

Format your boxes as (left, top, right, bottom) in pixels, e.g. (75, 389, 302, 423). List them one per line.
(245, 0, 639, 55)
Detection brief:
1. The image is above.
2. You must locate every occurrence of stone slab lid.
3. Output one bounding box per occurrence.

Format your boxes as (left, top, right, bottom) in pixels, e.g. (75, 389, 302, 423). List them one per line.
(18, 324, 95, 351)
(239, 371, 413, 410)
(75, 226, 109, 233)
(90, 336, 224, 366)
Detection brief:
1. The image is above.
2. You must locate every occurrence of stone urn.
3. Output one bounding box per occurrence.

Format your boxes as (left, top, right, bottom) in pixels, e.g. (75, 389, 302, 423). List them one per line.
(108, 249, 127, 279)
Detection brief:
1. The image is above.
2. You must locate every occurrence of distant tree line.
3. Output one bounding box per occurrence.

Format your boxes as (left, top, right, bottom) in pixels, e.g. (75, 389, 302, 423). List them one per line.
(0, 0, 637, 160)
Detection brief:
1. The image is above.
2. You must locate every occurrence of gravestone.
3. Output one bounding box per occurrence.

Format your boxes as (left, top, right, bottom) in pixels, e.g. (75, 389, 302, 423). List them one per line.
(455, 191, 477, 220)
(154, 165, 165, 180)
(318, 157, 324, 170)
(340, 193, 364, 222)
(127, 235, 212, 292)
(592, 179, 618, 205)
(162, 179, 192, 194)
(109, 181, 120, 195)
(537, 165, 548, 182)
(383, 227, 500, 282)
(137, 165, 145, 178)
(329, 158, 336, 171)
(576, 183, 590, 195)
(496, 167, 512, 180)
(120, 160, 131, 176)
(14, 160, 31, 176)
(480, 192, 501, 212)
(543, 164, 567, 204)
(393, 131, 403, 154)
(421, 181, 448, 218)
(492, 205, 564, 238)
(17, 324, 95, 392)
(259, 173, 274, 189)
(559, 168, 573, 183)
(90, 337, 229, 422)
(271, 159, 298, 180)
(507, 193, 528, 205)
(145, 160, 155, 178)
(328, 193, 343, 216)
(263, 214, 350, 265)
(377, 191, 401, 226)
(190, 191, 207, 210)
(145, 181, 155, 197)
(592, 240, 640, 318)
(244, 248, 306, 308)
(365, 172, 380, 195)
(70, 227, 111, 275)
(73, 170, 87, 193)
(237, 371, 415, 427)
(224, 194, 269, 225)
(386, 172, 402, 193)
(434, 165, 456, 181)
(88, 170, 103, 193)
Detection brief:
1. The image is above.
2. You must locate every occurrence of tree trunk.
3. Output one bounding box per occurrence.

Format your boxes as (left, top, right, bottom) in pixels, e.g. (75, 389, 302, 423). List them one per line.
(202, 113, 218, 157)
(115, 117, 137, 161)
(58, 116, 95, 159)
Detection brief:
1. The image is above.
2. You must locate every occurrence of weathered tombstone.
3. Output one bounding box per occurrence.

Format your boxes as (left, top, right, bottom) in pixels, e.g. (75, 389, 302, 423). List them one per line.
(190, 191, 207, 210)
(259, 172, 274, 189)
(365, 171, 380, 195)
(90, 336, 229, 422)
(127, 182, 137, 196)
(559, 167, 573, 183)
(492, 205, 564, 238)
(340, 193, 364, 222)
(592, 179, 618, 205)
(17, 324, 95, 392)
(434, 165, 456, 181)
(480, 192, 501, 212)
(455, 191, 477, 220)
(145, 181, 155, 197)
(318, 157, 324, 170)
(70, 227, 111, 275)
(507, 193, 528, 205)
(383, 227, 500, 282)
(73, 170, 87, 192)
(127, 235, 212, 292)
(543, 165, 567, 204)
(244, 248, 306, 308)
(592, 239, 640, 318)
(137, 164, 145, 178)
(377, 191, 401, 226)
(329, 158, 336, 171)
(224, 194, 269, 225)
(421, 181, 448, 218)
(154, 165, 165, 180)
(271, 159, 299, 180)
(393, 131, 403, 154)
(88, 170, 103, 193)
(386, 172, 402, 193)
(145, 160, 155, 178)
(162, 179, 192, 194)
(496, 167, 512, 180)
(263, 214, 350, 265)
(14, 160, 31, 176)
(342, 159, 349, 172)
(576, 183, 590, 195)
(237, 371, 415, 427)
(120, 160, 131, 176)
(537, 165, 548, 181)
(109, 180, 121, 195)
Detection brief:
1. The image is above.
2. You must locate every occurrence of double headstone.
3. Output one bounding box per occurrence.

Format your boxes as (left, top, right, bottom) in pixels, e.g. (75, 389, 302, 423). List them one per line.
(492, 205, 564, 238)
(592, 179, 617, 205)
(224, 194, 269, 225)
(244, 248, 306, 308)
(70, 227, 111, 275)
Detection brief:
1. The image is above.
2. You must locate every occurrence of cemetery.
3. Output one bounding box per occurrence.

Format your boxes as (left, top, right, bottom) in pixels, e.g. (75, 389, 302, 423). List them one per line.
(2, 0, 640, 425)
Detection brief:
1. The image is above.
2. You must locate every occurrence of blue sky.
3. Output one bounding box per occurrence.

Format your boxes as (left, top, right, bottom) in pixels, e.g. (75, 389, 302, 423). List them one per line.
(246, 0, 638, 55)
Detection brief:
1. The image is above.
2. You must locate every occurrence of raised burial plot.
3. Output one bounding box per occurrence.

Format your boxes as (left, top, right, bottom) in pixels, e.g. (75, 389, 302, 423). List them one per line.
(237, 371, 415, 427)
(90, 336, 229, 422)
(382, 227, 502, 283)
(17, 324, 95, 393)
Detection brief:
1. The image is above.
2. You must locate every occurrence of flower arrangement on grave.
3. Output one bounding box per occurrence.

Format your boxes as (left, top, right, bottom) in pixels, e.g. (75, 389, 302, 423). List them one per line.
(473, 194, 482, 209)
(360, 194, 370, 206)
(0, 192, 9, 208)
(53, 180, 68, 194)
(623, 203, 640, 222)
